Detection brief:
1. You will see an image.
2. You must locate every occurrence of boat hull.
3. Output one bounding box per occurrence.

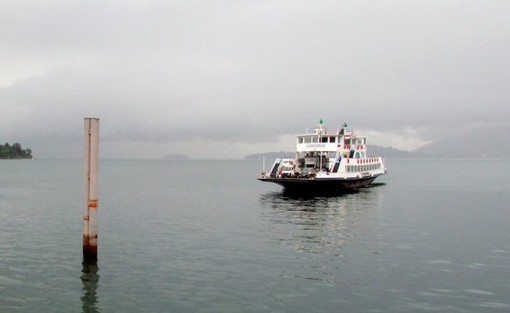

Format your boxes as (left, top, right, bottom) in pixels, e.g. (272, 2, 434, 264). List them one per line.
(258, 174, 380, 193)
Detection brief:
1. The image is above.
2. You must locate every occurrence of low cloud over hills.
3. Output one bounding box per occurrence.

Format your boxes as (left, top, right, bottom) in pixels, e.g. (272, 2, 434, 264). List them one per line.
(246, 125, 510, 160)
(413, 125, 510, 158)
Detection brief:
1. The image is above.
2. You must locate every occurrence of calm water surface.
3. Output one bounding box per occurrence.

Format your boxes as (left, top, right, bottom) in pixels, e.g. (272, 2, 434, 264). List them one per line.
(1, 158, 509, 312)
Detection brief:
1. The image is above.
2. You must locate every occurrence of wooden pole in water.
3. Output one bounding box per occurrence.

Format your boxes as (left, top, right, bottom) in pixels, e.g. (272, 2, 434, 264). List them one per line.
(83, 117, 99, 261)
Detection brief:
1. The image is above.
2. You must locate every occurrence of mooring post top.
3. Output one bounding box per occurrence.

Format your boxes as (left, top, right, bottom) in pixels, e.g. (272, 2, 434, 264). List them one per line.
(84, 117, 100, 120)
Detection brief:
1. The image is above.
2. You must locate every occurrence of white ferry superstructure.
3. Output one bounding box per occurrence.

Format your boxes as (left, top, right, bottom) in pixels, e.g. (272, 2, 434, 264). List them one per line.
(258, 121, 387, 192)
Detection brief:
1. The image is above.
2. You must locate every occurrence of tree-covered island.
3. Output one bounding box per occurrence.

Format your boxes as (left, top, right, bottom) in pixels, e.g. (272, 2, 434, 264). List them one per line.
(0, 143, 33, 159)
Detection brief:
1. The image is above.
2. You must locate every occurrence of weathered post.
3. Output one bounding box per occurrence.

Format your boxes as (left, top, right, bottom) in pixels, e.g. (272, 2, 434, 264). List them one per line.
(83, 117, 99, 261)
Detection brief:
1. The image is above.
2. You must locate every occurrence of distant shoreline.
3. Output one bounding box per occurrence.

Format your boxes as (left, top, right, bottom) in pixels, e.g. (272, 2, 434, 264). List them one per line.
(163, 154, 190, 160)
(0, 143, 33, 159)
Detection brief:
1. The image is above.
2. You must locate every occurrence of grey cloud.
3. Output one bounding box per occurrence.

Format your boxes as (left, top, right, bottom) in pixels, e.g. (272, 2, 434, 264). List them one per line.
(1, 0, 509, 158)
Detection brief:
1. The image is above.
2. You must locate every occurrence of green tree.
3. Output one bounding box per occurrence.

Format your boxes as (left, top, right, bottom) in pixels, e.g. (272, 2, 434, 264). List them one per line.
(0, 142, 33, 159)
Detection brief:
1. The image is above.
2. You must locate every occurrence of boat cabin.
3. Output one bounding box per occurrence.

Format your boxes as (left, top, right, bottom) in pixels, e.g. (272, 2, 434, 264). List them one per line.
(292, 124, 369, 173)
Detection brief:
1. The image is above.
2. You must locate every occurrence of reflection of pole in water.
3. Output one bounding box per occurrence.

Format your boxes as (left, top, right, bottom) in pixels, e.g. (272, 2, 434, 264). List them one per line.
(84, 117, 99, 261)
(81, 261, 100, 313)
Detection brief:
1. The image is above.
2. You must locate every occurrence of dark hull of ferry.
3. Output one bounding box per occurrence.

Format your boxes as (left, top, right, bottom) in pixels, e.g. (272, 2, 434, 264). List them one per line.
(258, 175, 380, 194)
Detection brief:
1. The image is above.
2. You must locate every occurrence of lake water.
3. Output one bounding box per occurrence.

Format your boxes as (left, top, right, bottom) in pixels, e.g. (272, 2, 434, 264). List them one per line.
(1, 158, 509, 312)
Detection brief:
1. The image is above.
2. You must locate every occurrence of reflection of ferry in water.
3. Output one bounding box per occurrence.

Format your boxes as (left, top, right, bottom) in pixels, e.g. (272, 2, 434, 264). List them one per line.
(258, 121, 387, 192)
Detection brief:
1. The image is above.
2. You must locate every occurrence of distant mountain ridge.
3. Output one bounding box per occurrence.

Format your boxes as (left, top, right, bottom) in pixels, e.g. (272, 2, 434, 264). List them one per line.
(368, 145, 429, 158)
(245, 126, 510, 159)
(413, 126, 510, 158)
(163, 154, 190, 160)
(245, 151, 294, 160)
(244, 145, 426, 160)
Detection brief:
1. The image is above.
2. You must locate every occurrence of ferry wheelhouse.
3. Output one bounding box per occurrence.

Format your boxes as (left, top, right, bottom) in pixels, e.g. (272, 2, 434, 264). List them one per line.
(258, 121, 386, 192)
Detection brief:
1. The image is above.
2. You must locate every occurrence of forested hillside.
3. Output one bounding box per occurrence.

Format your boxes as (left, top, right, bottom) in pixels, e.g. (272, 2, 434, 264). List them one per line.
(0, 143, 33, 159)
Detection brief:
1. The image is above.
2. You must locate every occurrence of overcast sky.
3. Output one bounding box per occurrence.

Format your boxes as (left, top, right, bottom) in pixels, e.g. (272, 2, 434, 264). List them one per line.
(1, 0, 509, 159)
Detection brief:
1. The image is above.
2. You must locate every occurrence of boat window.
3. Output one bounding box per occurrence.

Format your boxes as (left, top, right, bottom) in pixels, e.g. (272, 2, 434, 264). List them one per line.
(355, 152, 360, 159)
(321, 137, 328, 143)
(312, 137, 318, 143)
(329, 136, 336, 143)
(298, 137, 304, 144)
(304, 137, 312, 143)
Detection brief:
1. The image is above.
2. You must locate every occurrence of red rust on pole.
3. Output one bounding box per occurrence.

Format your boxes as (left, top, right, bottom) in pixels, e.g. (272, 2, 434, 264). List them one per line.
(83, 117, 99, 261)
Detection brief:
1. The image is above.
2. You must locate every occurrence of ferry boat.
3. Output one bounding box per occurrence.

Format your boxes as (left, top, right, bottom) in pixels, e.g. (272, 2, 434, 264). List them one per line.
(258, 121, 386, 193)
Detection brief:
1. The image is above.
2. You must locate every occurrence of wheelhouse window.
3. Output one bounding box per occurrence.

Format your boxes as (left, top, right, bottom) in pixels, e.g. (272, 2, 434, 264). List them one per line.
(321, 136, 337, 143)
